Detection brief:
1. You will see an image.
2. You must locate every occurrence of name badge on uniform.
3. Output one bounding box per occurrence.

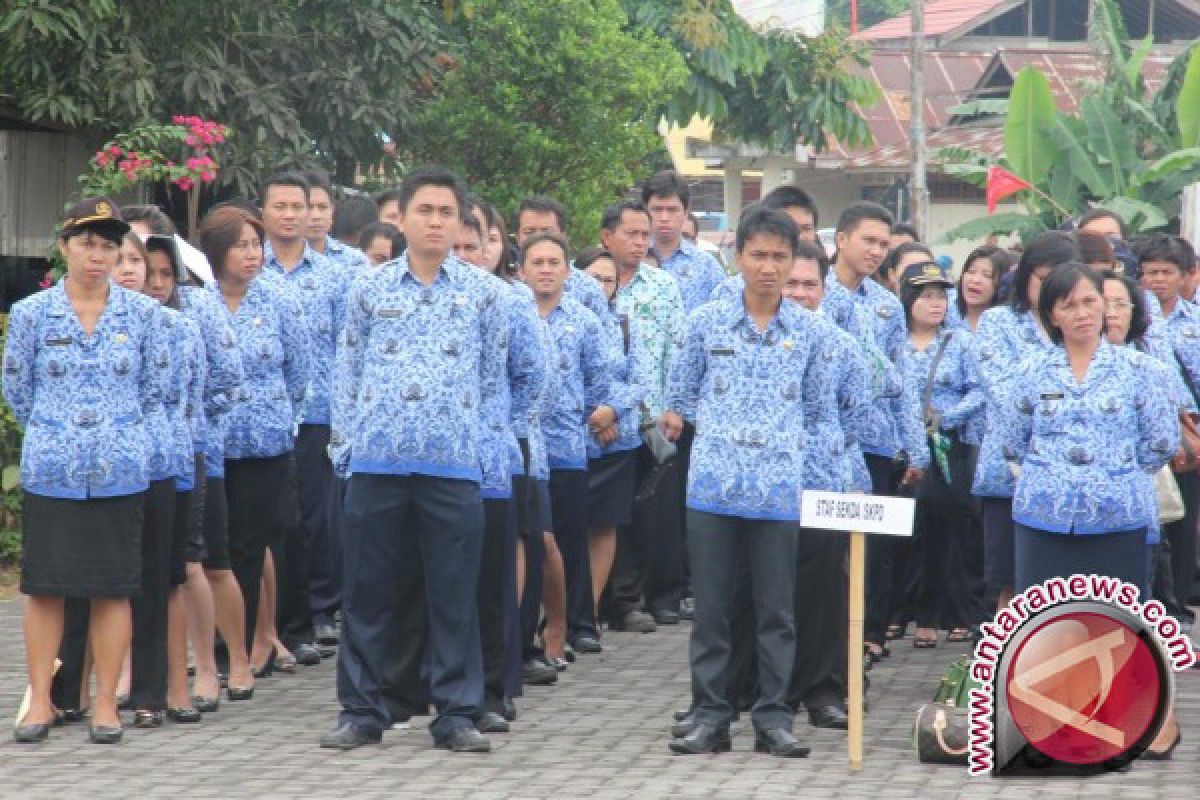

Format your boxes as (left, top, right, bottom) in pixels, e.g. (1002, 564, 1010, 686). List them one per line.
(876, 306, 894, 319)
(709, 347, 734, 357)
(1184, 326, 1199, 339)
(44, 337, 72, 347)
(1040, 392, 1064, 401)
(377, 308, 404, 318)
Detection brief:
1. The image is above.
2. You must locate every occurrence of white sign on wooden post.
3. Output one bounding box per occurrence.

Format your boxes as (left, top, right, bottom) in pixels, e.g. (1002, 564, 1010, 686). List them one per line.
(801, 490, 915, 771)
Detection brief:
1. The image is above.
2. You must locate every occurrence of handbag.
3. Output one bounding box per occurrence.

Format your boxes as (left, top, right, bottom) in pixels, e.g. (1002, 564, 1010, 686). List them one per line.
(1157, 466, 1186, 525)
(921, 332, 953, 484)
(913, 655, 977, 765)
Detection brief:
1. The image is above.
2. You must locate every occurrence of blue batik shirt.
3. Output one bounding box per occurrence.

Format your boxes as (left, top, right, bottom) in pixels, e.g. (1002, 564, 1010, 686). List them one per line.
(178, 285, 244, 479)
(804, 313, 873, 493)
(587, 303, 646, 459)
(902, 328, 985, 436)
(1000, 342, 1179, 535)
(653, 237, 726, 314)
(821, 274, 928, 467)
(219, 277, 311, 460)
(539, 296, 610, 471)
(667, 295, 822, 521)
(160, 308, 201, 490)
(1156, 299, 1200, 404)
(330, 253, 507, 482)
(262, 241, 343, 425)
(319, 235, 370, 271)
(971, 306, 1055, 497)
(3, 281, 171, 499)
(565, 269, 612, 321)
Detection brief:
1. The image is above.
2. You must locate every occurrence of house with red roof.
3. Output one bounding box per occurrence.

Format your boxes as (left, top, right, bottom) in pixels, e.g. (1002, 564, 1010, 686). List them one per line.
(678, 0, 1200, 258)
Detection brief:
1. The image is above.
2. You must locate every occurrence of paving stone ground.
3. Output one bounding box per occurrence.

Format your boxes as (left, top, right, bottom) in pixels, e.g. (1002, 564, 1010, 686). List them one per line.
(0, 598, 1196, 799)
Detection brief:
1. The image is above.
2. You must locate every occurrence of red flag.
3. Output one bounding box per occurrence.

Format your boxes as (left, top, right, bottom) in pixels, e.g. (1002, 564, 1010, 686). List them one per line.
(986, 165, 1032, 214)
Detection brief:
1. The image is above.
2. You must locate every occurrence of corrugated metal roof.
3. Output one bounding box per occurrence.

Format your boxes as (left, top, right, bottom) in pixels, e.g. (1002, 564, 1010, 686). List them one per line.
(852, 0, 1015, 42)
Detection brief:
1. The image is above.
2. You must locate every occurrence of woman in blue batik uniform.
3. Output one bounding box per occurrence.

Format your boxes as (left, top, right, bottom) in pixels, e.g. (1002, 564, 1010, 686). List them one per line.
(4, 199, 169, 744)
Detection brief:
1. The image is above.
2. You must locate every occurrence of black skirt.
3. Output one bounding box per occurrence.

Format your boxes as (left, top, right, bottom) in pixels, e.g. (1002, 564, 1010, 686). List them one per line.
(587, 450, 637, 527)
(21, 491, 144, 598)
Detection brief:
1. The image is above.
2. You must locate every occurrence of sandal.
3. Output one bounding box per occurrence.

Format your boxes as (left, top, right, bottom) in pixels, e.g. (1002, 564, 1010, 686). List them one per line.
(914, 634, 938, 649)
(885, 623, 905, 641)
(946, 628, 971, 642)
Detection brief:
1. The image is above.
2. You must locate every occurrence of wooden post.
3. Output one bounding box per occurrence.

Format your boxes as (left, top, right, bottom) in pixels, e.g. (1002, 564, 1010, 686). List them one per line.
(848, 530, 866, 770)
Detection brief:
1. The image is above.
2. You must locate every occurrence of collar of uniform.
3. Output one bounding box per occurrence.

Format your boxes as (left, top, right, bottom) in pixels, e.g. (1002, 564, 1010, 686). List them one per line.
(45, 278, 130, 318)
(1166, 296, 1196, 324)
(263, 240, 320, 274)
(652, 236, 694, 265)
(394, 252, 456, 286)
(324, 235, 346, 255)
(1049, 337, 1115, 380)
(720, 293, 804, 335)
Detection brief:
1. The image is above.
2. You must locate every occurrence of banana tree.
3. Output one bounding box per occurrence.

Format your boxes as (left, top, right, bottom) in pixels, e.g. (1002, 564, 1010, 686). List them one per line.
(938, 0, 1200, 243)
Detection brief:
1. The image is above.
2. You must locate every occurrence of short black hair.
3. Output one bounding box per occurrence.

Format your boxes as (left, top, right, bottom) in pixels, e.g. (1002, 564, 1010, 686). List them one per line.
(332, 194, 379, 246)
(1037, 261, 1104, 343)
(1077, 208, 1128, 240)
(1134, 233, 1196, 274)
(762, 185, 818, 228)
(955, 245, 1007, 317)
(357, 222, 405, 260)
(1099, 269, 1151, 343)
(121, 204, 177, 236)
(517, 196, 568, 233)
(261, 171, 311, 205)
(518, 232, 570, 265)
(880, 241, 934, 281)
(460, 213, 483, 239)
(302, 170, 335, 201)
(795, 239, 829, 281)
(375, 188, 403, 211)
(600, 200, 650, 233)
(641, 170, 690, 209)
(891, 222, 920, 242)
(900, 278, 951, 324)
(574, 246, 613, 272)
(836, 201, 893, 235)
(398, 166, 467, 216)
(735, 204, 798, 256)
(1011, 232, 1080, 313)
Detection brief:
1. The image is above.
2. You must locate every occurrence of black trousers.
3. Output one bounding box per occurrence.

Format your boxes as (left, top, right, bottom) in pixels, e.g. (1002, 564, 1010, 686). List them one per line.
(648, 424, 691, 613)
(519, 474, 548, 662)
(297, 424, 341, 629)
(225, 454, 290, 651)
(1160, 469, 1200, 623)
(549, 468, 595, 644)
(864, 453, 907, 644)
(274, 443, 314, 650)
(337, 473, 484, 739)
(788, 529, 848, 710)
(912, 451, 975, 630)
(687, 510, 797, 731)
(478, 496, 516, 711)
(129, 478, 177, 711)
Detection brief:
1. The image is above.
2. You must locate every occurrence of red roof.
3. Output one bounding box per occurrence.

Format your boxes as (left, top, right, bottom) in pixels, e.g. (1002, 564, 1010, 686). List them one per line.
(853, 0, 1013, 42)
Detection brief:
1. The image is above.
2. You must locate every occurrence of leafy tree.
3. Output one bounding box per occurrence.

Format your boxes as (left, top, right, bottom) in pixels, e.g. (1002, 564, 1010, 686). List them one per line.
(0, 0, 448, 199)
(624, 0, 878, 153)
(403, 0, 686, 243)
(827, 0, 911, 31)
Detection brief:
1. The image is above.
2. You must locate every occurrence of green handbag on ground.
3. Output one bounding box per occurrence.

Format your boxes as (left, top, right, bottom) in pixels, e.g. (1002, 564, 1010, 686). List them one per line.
(913, 655, 979, 764)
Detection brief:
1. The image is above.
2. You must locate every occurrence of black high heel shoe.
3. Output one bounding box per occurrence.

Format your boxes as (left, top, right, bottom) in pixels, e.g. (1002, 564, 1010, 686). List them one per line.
(192, 695, 219, 713)
(251, 647, 277, 678)
(226, 685, 255, 702)
(13, 721, 51, 743)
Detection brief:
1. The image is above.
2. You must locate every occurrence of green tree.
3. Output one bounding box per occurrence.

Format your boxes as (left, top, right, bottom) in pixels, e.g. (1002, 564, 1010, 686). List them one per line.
(827, 0, 911, 31)
(625, 0, 878, 153)
(0, 0, 448, 198)
(404, 0, 686, 243)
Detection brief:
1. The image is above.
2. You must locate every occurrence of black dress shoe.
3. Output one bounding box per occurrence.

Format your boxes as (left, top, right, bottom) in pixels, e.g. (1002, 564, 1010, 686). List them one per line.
(320, 722, 381, 750)
(613, 610, 657, 633)
(500, 698, 517, 722)
(679, 597, 695, 620)
(475, 711, 510, 734)
(89, 724, 124, 744)
(672, 707, 694, 722)
(670, 715, 697, 738)
(652, 609, 681, 625)
(669, 722, 731, 755)
(59, 708, 88, 724)
(316, 644, 337, 659)
(522, 658, 558, 686)
(166, 707, 202, 724)
(436, 726, 491, 753)
(13, 722, 51, 743)
(133, 710, 164, 728)
(192, 696, 219, 713)
(572, 635, 603, 654)
(227, 686, 254, 701)
(315, 623, 340, 646)
(808, 705, 849, 730)
(293, 643, 321, 666)
(753, 728, 810, 758)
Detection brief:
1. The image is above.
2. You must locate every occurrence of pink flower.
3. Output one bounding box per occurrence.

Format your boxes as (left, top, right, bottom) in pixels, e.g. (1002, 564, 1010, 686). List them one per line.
(184, 134, 199, 147)
(107, 145, 121, 156)
(94, 151, 109, 166)
(174, 176, 194, 192)
(172, 115, 186, 124)
(201, 171, 216, 183)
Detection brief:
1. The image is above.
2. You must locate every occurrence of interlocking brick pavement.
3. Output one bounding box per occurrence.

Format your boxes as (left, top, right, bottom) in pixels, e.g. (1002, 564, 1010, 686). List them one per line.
(0, 599, 1195, 799)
